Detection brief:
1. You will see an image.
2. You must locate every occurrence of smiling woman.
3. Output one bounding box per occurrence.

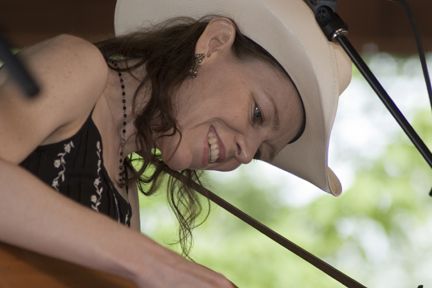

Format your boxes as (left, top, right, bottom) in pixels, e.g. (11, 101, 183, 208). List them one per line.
(0, 0, 351, 287)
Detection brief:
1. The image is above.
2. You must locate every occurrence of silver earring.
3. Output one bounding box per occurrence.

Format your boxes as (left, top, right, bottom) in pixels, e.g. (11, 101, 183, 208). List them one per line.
(189, 53, 205, 78)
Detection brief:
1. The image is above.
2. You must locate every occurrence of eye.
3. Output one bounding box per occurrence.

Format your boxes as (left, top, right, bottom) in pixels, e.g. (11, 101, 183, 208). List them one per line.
(252, 103, 264, 125)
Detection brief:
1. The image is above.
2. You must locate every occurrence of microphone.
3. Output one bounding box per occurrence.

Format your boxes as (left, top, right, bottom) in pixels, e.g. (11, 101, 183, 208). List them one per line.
(0, 34, 40, 97)
(303, 0, 347, 41)
(304, 0, 337, 13)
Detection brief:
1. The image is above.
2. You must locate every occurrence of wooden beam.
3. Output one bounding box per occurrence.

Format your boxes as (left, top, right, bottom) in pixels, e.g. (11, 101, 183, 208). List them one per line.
(0, 0, 116, 47)
(0, 1, 430, 53)
(338, 0, 432, 54)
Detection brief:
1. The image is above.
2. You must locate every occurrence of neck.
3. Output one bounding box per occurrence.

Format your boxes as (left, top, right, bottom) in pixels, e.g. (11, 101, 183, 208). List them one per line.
(104, 61, 150, 156)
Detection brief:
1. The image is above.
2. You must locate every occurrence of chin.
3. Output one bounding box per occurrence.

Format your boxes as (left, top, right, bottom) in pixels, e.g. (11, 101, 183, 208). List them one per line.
(210, 160, 241, 172)
(162, 153, 193, 171)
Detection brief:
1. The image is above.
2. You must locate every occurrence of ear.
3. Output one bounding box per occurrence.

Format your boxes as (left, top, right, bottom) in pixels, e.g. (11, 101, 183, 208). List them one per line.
(195, 17, 236, 59)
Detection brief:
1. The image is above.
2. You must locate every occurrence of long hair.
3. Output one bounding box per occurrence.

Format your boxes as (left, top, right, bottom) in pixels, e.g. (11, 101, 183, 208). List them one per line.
(96, 16, 285, 256)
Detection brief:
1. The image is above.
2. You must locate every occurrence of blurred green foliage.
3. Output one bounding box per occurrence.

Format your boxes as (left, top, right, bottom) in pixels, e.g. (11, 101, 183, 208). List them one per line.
(139, 109, 431, 287)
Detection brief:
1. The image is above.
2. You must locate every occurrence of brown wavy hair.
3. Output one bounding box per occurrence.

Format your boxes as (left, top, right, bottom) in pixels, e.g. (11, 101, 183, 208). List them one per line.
(96, 16, 286, 256)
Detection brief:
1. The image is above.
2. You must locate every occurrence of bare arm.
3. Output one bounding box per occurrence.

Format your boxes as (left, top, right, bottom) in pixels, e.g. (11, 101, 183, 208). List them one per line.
(0, 35, 234, 287)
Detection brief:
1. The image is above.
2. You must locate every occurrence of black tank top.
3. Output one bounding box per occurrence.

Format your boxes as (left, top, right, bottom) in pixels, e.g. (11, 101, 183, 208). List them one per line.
(20, 112, 132, 226)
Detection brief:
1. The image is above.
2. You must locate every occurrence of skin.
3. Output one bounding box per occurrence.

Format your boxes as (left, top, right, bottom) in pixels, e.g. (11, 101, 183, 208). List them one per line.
(0, 17, 302, 288)
(156, 18, 303, 172)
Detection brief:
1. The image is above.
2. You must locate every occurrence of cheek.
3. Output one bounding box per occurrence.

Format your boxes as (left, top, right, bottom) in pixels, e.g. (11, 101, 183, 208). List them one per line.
(175, 78, 248, 128)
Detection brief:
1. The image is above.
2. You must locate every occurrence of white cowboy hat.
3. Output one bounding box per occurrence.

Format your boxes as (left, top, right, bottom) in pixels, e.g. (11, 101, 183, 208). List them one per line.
(114, 0, 352, 196)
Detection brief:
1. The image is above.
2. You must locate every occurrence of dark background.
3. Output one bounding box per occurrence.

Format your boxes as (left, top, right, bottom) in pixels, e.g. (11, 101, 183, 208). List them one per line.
(1, 0, 431, 54)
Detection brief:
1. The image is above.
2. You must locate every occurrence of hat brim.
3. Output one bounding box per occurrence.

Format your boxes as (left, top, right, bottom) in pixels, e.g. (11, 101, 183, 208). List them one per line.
(114, 0, 352, 195)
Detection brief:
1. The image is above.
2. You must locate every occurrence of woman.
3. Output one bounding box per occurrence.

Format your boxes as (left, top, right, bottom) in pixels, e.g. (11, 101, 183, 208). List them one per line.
(0, 0, 351, 287)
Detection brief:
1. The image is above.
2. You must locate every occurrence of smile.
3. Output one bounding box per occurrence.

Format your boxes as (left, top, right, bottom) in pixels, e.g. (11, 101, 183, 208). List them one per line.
(208, 129, 220, 163)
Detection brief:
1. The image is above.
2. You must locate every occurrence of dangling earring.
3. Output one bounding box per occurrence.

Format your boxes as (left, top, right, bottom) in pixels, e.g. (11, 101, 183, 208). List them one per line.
(189, 53, 205, 78)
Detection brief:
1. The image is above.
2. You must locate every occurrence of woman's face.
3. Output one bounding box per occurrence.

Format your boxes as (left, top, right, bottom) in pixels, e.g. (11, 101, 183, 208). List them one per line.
(157, 53, 304, 171)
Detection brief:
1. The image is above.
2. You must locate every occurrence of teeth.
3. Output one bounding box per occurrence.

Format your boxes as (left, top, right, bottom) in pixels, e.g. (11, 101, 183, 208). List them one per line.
(208, 137, 217, 145)
(210, 146, 219, 162)
(208, 131, 220, 163)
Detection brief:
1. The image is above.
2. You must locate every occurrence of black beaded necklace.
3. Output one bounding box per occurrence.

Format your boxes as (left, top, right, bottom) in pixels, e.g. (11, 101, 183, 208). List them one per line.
(110, 60, 128, 192)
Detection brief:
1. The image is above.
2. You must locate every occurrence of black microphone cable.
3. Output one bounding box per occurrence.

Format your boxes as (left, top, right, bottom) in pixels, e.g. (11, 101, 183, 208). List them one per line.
(391, 0, 432, 200)
(389, 0, 432, 112)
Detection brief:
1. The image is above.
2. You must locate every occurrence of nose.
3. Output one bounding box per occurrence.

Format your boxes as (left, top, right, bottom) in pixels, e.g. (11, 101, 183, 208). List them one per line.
(234, 135, 259, 164)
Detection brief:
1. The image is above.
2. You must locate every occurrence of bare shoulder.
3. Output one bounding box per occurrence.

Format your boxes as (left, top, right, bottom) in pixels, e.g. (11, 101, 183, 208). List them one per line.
(0, 34, 109, 163)
(18, 34, 109, 118)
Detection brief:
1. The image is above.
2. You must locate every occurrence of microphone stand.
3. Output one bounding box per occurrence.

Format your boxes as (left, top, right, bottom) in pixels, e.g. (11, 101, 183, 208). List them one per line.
(305, 2, 429, 286)
(0, 33, 40, 97)
(306, 2, 432, 169)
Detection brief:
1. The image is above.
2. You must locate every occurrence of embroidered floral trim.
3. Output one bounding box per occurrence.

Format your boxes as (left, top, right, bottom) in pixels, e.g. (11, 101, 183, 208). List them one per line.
(91, 141, 103, 212)
(51, 141, 75, 190)
(90, 140, 130, 225)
